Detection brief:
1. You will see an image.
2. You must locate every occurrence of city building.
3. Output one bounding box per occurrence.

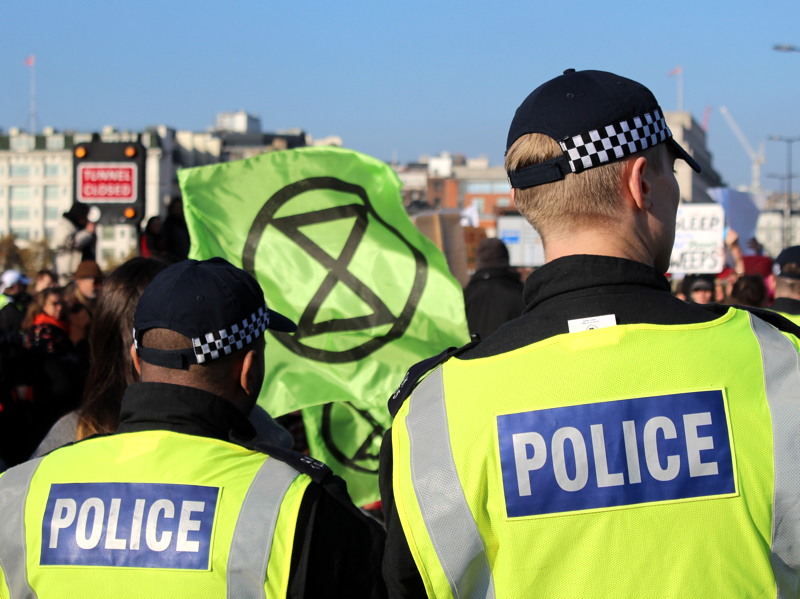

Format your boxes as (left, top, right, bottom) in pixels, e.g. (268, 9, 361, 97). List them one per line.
(665, 111, 724, 203)
(0, 112, 333, 271)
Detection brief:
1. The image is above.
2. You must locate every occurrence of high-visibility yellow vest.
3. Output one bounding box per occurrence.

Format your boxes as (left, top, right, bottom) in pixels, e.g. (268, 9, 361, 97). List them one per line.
(392, 308, 800, 598)
(0, 430, 311, 599)
(772, 310, 800, 327)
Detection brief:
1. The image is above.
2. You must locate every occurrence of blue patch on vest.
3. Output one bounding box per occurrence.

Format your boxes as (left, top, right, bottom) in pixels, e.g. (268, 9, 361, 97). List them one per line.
(41, 482, 219, 569)
(497, 390, 735, 517)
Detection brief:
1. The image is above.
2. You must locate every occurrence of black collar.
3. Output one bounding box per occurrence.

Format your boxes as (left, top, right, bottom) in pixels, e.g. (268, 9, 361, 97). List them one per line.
(771, 297, 800, 315)
(117, 382, 257, 443)
(523, 254, 671, 310)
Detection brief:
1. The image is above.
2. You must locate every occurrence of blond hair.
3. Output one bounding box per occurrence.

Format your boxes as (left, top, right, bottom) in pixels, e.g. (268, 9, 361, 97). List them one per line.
(506, 133, 664, 239)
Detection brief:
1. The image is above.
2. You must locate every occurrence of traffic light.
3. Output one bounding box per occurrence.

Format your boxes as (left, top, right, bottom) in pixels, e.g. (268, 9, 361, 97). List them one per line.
(73, 141, 146, 225)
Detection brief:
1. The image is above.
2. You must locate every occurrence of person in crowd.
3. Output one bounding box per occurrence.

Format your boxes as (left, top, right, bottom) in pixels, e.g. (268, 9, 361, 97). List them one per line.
(463, 238, 524, 339)
(21, 287, 82, 447)
(22, 288, 71, 357)
(0, 257, 386, 598)
(381, 69, 800, 598)
(162, 196, 191, 262)
(0, 269, 31, 337)
(63, 259, 103, 358)
(53, 203, 96, 285)
(140, 216, 165, 259)
(727, 274, 767, 308)
(768, 245, 800, 324)
(0, 270, 34, 467)
(681, 274, 716, 304)
(32, 257, 168, 456)
(32, 269, 58, 294)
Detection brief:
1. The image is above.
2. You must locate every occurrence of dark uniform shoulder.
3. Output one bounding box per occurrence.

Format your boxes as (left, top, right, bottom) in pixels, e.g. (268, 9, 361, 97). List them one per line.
(701, 303, 800, 338)
(229, 435, 334, 484)
(388, 337, 480, 417)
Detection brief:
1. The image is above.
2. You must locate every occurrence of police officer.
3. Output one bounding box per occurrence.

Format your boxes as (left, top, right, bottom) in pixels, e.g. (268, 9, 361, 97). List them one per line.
(0, 257, 386, 598)
(770, 245, 800, 324)
(380, 70, 800, 598)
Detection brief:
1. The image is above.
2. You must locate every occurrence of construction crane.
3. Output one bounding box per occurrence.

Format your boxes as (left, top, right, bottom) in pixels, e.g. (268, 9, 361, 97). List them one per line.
(719, 106, 765, 194)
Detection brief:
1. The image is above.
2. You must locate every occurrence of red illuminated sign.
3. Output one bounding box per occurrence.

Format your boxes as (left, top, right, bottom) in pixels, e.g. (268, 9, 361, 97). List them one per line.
(77, 163, 137, 203)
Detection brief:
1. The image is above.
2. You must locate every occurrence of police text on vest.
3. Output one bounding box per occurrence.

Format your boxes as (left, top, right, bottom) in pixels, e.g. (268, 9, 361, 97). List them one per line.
(497, 390, 735, 517)
(41, 482, 219, 569)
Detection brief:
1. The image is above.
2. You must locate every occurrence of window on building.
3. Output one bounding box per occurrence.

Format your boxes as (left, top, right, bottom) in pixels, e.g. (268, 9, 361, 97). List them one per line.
(9, 186, 31, 200)
(44, 205, 60, 220)
(466, 182, 491, 194)
(45, 228, 54, 240)
(43, 185, 60, 200)
(10, 206, 31, 220)
(10, 137, 33, 152)
(10, 164, 30, 178)
(44, 164, 60, 177)
(471, 198, 485, 217)
(497, 197, 511, 208)
(11, 228, 30, 240)
(46, 136, 65, 151)
(101, 227, 116, 241)
(101, 248, 115, 262)
(492, 181, 512, 193)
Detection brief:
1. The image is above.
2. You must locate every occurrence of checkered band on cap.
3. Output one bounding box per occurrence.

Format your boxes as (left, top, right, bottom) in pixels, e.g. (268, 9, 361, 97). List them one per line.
(559, 108, 670, 174)
(191, 305, 270, 364)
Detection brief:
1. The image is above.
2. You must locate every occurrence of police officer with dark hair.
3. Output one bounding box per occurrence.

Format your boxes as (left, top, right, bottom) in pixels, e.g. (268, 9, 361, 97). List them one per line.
(381, 70, 800, 598)
(0, 257, 386, 598)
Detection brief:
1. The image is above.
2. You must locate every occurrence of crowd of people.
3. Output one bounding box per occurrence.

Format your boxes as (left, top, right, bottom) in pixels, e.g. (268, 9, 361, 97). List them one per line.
(0, 68, 799, 598)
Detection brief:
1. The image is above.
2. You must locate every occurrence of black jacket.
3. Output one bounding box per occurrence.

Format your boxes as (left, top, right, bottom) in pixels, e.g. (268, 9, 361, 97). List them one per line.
(116, 382, 387, 599)
(463, 267, 525, 339)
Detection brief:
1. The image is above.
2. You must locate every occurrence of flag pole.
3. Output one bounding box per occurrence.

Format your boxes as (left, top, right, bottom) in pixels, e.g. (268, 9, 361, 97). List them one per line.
(26, 55, 37, 134)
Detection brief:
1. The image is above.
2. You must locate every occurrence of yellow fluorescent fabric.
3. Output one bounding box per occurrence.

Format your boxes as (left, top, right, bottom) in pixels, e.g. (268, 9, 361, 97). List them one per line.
(14, 431, 309, 599)
(393, 308, 795, 598)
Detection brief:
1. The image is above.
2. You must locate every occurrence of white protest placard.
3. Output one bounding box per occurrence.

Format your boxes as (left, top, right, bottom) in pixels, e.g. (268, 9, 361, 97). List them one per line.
(496, 215, 545, 267)
(668, 203, 725, 274)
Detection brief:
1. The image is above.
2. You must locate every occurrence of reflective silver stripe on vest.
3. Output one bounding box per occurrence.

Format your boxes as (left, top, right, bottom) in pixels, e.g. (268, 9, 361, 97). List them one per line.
(406, 368, 496, 598)
(227, 457, 301, 599)
(0, 458, 43, 599)
(750, 314, 800, 599)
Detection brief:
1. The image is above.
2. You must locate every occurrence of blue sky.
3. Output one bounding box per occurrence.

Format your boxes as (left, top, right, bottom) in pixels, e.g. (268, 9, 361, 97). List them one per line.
(3, 0, 800, 195)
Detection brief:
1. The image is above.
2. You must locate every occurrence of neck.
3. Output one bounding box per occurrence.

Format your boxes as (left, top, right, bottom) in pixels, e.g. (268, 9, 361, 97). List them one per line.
(543, 224, 657, 269)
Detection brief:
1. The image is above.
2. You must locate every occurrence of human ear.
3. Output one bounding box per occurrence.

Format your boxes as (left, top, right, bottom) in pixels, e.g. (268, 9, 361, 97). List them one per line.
(130, 344, 142, 376)
(625, 156, 651, 211)
(240, 350, 259, 395)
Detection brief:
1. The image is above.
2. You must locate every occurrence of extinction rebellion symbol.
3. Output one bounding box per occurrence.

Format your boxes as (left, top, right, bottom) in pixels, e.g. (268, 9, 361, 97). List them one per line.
(242, 176, 428, 363)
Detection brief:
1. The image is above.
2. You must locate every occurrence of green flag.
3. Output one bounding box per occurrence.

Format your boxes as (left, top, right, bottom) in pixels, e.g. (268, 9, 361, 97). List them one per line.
(178, 146, 469, 504)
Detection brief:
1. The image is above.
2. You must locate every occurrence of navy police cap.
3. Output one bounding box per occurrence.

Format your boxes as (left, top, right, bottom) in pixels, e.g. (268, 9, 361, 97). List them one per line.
(133, 257, 296, 369)
(506, 69, 702, 189)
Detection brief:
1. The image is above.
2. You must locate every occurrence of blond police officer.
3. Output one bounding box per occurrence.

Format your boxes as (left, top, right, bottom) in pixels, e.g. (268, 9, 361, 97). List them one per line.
(0, 257, 385, 599)
(380, 69, 800, 598)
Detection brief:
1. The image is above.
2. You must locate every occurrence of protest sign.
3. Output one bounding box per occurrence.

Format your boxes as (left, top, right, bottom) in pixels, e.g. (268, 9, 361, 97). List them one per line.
(178, 147, 469, 503)
(669, 203, 725, 274)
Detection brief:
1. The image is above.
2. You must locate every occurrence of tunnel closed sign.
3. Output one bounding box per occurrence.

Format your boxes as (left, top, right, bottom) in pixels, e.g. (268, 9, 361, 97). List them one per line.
(669, 203, 725, 274)
(77, 163, 137, 202)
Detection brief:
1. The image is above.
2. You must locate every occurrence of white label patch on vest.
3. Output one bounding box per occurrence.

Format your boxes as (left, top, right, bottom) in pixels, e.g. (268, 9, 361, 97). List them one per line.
(40, 482, 219, 569)
(496, 390, 735, 518)
(567, 314, 617, 332)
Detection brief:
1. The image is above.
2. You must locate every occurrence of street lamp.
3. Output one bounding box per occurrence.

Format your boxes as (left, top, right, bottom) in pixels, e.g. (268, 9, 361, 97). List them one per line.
(768, 135, 800, 248)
